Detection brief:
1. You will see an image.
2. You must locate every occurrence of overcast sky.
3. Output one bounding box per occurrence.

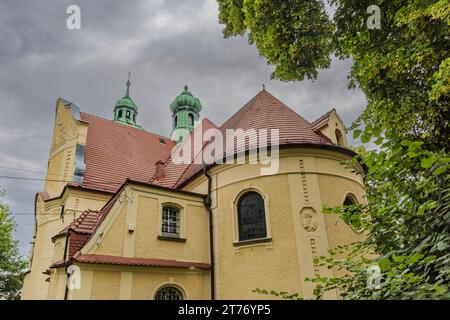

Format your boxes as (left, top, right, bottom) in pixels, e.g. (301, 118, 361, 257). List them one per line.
(0, 0, 366, 255)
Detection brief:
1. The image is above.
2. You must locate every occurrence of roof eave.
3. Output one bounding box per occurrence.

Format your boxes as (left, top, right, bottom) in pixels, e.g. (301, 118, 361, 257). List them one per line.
(176, 143, 366, 188)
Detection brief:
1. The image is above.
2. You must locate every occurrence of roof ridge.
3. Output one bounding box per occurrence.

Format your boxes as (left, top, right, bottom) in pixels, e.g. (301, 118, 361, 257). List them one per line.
(202, 117, 219, 128)
(80, 112, 172, 140)
(311, 108, 336, 128)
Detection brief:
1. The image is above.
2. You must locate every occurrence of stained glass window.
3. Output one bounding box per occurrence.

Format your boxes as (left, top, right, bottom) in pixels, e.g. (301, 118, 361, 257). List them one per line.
(237, 192, 267, 241)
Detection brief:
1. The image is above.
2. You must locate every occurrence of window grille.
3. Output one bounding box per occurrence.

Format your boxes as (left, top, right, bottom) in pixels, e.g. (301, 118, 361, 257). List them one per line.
(162, 207, 180, 236)
(154, 286, 183, 300)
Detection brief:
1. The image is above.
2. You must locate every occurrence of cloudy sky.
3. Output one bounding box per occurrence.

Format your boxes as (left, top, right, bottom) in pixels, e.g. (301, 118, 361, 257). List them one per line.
(0, 0, 366, 255)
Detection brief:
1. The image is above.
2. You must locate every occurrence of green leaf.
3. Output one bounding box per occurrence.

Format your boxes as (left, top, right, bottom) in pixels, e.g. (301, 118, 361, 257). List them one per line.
(409, 141, 424, 151)
(433, 164, 449, 176)
(407, 151, 419, 158)
(361, 133, 371, 143)
(401, 140, 413, 146)
(379, 257, 391, 271)
(353, 129, 362, 139)
(421, 155, 436, 168)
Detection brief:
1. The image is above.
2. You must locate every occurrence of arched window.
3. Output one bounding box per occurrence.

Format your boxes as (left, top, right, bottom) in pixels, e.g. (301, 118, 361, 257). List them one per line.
(343, 193, 363, 232)
(344, 194, 357, 206)
(162, 206, 180, 237)
(118, 110, 123, 118)
(154, 286, 183, 300)
(188, 113, 194, 126)
(335, 129, 345, 147)
(126, 110, 131, 119)
(174, 115, 178, 127)
(237, 192, 267, 241)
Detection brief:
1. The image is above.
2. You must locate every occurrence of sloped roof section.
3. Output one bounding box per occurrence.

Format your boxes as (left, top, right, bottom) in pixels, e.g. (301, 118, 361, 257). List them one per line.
(53, 209, 104, 258)
(72, 253, 210, 270)
(153, 117, 218, 188)
(79, 113, 175, 193)
(220, 89, 332, 146)
(173, 89, 334, 187)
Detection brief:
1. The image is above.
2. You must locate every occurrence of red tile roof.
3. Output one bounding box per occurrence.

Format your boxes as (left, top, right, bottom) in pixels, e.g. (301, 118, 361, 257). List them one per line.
(79, 113, 175, 193)
(52, 209, 104, 258)
(220, 90, 332, 145)
(173, 89, 334, 187)
(37, 191, 50, 201)
(72, 253, 210, 270)
(153, 117, 218, 188)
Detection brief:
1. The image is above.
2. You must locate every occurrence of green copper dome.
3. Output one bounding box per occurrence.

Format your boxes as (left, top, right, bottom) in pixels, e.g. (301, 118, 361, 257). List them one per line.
(113, 75, 144, 130)
(170, 85, 202, 113)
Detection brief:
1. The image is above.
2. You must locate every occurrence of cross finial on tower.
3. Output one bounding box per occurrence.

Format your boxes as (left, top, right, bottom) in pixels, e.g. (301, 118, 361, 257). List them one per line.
(125, 72, 131, 97)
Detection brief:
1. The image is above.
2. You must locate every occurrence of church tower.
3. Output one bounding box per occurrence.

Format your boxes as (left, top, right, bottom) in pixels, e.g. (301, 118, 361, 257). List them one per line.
(170, 85, 202, 144)
(113, 75, 143, 129)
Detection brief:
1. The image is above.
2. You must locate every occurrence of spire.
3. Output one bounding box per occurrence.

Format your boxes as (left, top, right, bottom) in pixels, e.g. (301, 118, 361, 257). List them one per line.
(125, 72, 131, 98)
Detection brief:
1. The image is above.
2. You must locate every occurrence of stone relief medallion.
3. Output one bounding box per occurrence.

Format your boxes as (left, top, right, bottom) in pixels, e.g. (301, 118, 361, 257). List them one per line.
(300, 207, 319, 232)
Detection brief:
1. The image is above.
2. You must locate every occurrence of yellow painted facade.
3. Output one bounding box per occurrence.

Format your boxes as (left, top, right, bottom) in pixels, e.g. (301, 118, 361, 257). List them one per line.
(22, 97, 365, 300)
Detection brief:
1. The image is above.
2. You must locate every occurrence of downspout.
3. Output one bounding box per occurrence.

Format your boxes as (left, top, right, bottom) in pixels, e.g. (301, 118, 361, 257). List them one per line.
(63, 230, 71, 301)
(203, 165, 215, 300)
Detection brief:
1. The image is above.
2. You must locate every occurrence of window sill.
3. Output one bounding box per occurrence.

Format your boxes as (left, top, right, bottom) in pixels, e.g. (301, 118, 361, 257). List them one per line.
(158, 235, 186, 243)
(233, 237, 272, 247)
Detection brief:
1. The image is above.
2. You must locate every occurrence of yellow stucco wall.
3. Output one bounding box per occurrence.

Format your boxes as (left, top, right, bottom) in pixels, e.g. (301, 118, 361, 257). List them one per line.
(317, 111, 348, 147)
(90, 270, 121, 300)
(48, 184, 212, 300)
(83, 185, 209, 264)
(45, 99, 88, 198)
(184, 148, 365, 300)
(131, 269, 208, 300)
(214, 174, 303, 299)
(21, 189, 110, 300)
(53, 264, 210, 300)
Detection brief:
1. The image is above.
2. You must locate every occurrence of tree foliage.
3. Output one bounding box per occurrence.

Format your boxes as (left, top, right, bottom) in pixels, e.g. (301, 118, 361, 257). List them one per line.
(218, 0, 450, 299)
(218, 0, 334, 81)
(310, 139, 450, 299)
(0, 193, 27, 300)
(217, 0, 449, 149)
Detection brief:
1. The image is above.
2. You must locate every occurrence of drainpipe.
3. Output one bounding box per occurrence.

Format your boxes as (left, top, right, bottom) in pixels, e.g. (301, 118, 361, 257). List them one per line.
(63, 230, 71, 300)
(203, 165, 215, 300)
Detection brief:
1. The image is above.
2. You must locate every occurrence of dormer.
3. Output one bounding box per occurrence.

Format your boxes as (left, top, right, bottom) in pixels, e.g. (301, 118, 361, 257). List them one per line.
(311, 108, 348, 148)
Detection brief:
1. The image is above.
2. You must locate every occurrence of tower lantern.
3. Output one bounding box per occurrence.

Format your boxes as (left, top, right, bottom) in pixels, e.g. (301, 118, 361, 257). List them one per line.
(113, 74, 143, 129)
(169, 85, 202, 144)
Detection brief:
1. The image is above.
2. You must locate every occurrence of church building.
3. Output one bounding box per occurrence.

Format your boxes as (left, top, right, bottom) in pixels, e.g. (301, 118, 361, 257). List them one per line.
(21, 79, 365, 300)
